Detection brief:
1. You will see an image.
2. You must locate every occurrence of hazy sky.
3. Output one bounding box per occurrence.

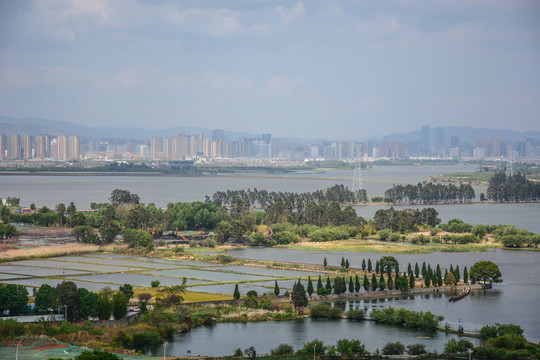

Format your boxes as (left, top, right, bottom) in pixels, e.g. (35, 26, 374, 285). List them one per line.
(1, 1, 539, 139)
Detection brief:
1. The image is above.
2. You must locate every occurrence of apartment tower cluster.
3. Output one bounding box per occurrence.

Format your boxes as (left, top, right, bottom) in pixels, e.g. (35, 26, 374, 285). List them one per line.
(0, 134, 80, 160)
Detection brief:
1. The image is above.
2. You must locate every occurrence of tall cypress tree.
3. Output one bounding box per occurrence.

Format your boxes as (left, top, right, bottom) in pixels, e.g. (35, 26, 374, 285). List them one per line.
(424, 274, 431, 287)
(341, 257, 345, 268)
(348, 276, 354, 293)
(368, 259, 373, 272)
(408, 263, 413, 277)
(454, 265, 460, 283)
(362, 259, 366, 271)
(415, 263, 420, 278)
(421, 262, 427, 278)
(234, 284, 240, 299)
(409, 274, 415, 289)
(395, 260, 400, 275)
(274, 280, 280, 296)
(371, 274, 377, 291)
(355, 275, 361, 292)
(463, 266, 469, 284)
(449, 264, 454, 275)
(325, 277, 332, 293)
(345, 259, 350, 269)
(307, 277, 314, 296)
(323, 257, 328, 268)
(317, 275, 323, 292)
(378, 274, 386, 290)
(362, 274, 369, 291)
(387, 275, 394, 290)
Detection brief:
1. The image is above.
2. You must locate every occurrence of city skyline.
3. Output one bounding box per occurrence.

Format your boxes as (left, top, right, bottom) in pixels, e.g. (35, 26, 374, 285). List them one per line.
(1, 1, 539, 139)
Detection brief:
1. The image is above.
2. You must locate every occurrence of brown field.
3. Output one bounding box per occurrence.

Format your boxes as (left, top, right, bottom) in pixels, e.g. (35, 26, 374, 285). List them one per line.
(0, 243, 99, 262)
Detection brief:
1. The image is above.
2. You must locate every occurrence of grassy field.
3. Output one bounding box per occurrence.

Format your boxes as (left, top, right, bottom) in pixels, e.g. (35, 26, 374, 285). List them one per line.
(133, 288, 233, 303)
(283, 239, 498, 254)
(0, 244, 100, 263)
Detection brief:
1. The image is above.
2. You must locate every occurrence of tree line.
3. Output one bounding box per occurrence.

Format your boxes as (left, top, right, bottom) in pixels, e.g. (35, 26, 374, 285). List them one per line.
(210, 184, 368, 208)
(384, 182, 475, 204)
(487, 172, 540, 202)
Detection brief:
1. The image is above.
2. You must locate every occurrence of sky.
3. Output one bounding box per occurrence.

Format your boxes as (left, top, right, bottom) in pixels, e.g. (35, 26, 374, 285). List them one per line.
(0, 0, 539, 139)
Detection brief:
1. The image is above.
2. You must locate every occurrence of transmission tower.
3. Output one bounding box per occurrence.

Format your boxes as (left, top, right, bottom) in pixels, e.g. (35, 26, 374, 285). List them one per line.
(352, 154, 365, 194)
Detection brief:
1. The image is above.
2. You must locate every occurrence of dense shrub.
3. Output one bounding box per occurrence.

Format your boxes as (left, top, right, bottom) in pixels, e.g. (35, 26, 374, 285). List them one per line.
(382, 342, 405, 355)
(346, 308, 365, 321)
(310, 304, 343, 319)
(270, 343, 294, 356)
(407, 343, 427, 355)
(444, 338, 473, 354)
(370, 307, 443, 331)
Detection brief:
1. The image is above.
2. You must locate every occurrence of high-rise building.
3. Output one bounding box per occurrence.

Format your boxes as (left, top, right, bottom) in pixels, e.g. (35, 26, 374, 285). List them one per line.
(211, 129, 224, 142)
(21, 135, 32, 159)
(34, 135, 51, 158)
(0, 135, 4, 160)
(57, 136, 68, 159)
(421, 125, 430, 154)
(68, 136, 80, 159)
(7, 135, 21, 159)
(150, 136, 162, 160)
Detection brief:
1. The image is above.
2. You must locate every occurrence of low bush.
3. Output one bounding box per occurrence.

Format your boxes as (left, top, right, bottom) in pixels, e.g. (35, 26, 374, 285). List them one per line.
(382, 342, 405, 355)
(310, 303, 343, 319)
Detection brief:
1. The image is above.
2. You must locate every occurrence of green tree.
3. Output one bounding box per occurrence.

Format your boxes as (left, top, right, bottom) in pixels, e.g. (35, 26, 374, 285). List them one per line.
(454, 265, 460, 283)
(341, 257, 345, 268)
(118, 284, 134, 300)
(371, 274, 377, 291)
(395, 275, 409, 291)
(387, 275, 394, 290)
(333, 277, 346, 295)
(382, 342, 405, 355)
(436, 264, 443, 287)
(323, 257, 328, 268)
(55, 203, 66, 226)
(409, 274, 415, 289)
(368, 258, 373, 272)
(363, 275, 370, 291)
(233, 284, 240, 299)
(274, 280, 280, 296)
(75, 349, 121, 360)
(407, 263, 413, 277)
(317, 275, 324, 295)
(415, 262, 420, 278)
(66, 202, 76, 227)
(291, 280, 308, 310)
(361, 259, 366, 271)
(97, 287, 113, 320)
(421, 262, 427, 278)
(444, 272, 456, 286)
(336, 338, 367, 356)
(355, 275, 361, 292)
(78, 288, 98, 320)
(72, 225, 97, 243)
(444, 338, 473, 354)
(56, 281, 81, 320)
(112, 292, 128, 319)
(0, 284, 28, 315)
(109, 189, 140, 206)
(325, 277, 332, 293)
(378, 274, 386, 290)
(424, 274, 431, 287)
(34, 284, 56, 314)
(156, 278, 187, 307)
(348, 276, 354, 293)
(345, 258, 350, 269)
(379, 256, 398, 275)
(307, 277, 314, 296)
(463, 266, 469, 283)
(470, 260, 503, 285)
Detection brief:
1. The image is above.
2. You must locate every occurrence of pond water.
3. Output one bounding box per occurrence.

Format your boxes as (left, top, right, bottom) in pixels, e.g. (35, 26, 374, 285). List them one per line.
(150, 318, 479, 357)
(222, 248, 540, 343)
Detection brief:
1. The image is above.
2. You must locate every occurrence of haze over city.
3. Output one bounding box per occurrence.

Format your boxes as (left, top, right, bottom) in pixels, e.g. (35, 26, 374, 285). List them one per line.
(1, 0, 539, 139)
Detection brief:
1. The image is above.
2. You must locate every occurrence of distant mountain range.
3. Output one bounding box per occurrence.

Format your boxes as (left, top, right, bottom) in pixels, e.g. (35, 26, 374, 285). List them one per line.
(384, 126, 540, 144)
(0, 115, 538, 143)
